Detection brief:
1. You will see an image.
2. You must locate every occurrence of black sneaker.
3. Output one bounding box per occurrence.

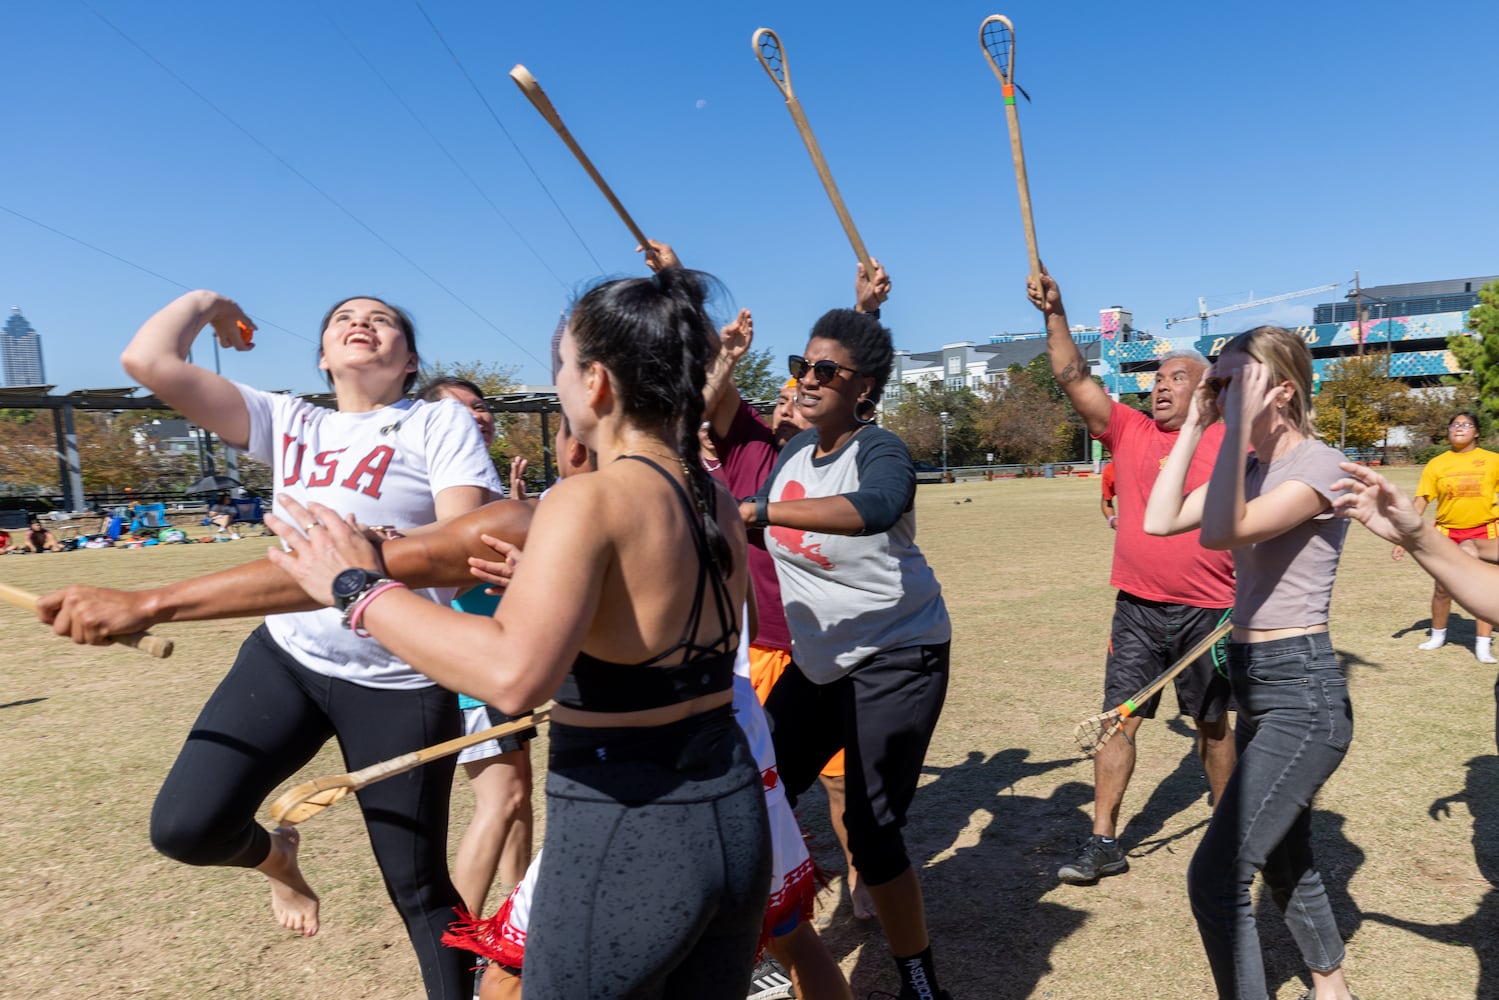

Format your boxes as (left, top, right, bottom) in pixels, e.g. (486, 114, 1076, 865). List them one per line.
(1057, 834, 1129, 884)
(747, 956, 796, 1000)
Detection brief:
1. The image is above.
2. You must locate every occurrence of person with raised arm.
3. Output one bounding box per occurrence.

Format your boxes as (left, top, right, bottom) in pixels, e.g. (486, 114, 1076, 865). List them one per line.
(1027, 268, 1236, 885)
(743, 294, 952, 1000)
(72, 290, 502, 1000)
(1144, 326, 1357, 1000)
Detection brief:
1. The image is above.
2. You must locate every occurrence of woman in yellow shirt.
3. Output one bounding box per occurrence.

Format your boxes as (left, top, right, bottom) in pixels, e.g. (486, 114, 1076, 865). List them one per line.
(1399, 412, 1499, 662)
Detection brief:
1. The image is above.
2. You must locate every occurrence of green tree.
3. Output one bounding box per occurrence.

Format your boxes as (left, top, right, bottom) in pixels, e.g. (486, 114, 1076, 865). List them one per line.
(975, 365, 1076, 465)
(882, 381, 982, 466)
(1313, 353, 1410, 451)
(1448, 280, 1499, 431)
(734, 347, 783, 403)
(416, 359, 524, 470)
(1403, 384, 1480, 457)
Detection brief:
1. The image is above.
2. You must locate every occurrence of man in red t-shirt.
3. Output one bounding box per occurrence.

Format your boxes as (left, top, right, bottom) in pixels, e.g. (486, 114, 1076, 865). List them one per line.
(1030, 270, 1236, 886)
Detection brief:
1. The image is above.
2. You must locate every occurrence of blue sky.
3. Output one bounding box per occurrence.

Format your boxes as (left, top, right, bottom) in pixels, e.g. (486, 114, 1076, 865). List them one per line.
(2, 1, 1495, 395)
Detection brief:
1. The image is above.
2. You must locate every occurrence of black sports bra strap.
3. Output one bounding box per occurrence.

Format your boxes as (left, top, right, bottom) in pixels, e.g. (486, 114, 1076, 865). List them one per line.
(617, 454, 736, 658)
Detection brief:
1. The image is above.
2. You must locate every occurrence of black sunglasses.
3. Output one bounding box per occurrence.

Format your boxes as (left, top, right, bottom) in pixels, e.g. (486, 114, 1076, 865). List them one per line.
(789, 354, 863, 385)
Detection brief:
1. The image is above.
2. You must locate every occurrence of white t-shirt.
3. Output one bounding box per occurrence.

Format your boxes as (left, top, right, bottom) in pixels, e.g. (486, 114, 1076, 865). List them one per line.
(237, 383, 503, 689)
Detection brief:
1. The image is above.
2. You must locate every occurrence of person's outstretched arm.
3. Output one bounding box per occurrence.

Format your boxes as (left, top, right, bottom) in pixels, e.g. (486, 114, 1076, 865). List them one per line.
(36, 499, 533, 645)
(1336, 462, 1499, 621)
(1026, 268, 1110, 437)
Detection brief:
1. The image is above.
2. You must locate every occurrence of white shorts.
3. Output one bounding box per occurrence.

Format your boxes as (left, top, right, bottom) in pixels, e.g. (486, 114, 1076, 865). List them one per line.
(456, 704, 534, 764)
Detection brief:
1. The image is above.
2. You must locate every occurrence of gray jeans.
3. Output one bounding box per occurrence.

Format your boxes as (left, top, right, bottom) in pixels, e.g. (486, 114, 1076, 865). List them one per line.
(1187, 632, 1352, 999)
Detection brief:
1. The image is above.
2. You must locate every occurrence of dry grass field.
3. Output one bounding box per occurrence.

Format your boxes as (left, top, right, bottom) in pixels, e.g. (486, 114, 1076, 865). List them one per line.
(3, 468, 1497, 999)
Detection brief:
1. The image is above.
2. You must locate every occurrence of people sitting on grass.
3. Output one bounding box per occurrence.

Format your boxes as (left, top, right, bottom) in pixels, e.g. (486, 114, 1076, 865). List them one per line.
(24, 519, 68, 553)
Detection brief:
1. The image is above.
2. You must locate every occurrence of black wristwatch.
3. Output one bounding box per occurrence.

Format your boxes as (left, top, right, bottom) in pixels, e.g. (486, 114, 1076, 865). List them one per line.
(332, 567, 391, 618)
(739, 495, 770, 529)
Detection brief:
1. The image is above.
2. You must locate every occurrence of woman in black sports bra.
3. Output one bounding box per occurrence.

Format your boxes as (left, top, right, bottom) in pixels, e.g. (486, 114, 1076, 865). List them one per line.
(266, 266, 771, 999)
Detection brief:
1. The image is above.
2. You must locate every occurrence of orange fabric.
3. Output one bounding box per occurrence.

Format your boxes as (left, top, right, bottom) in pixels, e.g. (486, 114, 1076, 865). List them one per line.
(748, 644, 845, 778)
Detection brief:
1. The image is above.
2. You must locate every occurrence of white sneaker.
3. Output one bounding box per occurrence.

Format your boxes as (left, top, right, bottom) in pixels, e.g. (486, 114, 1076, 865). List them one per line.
(1477, 647, 1497, 665)
(1418, 636, 1446, 651)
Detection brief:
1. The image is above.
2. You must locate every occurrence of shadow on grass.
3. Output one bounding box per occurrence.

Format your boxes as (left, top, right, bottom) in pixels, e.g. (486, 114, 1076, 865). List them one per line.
(1362, 754, 1499, 999)
(1119, 715, 1214, 859)
(1253, 809, 1367, 997)
(1393, 614, 1485, 645)
(801, 748, 1091, 999)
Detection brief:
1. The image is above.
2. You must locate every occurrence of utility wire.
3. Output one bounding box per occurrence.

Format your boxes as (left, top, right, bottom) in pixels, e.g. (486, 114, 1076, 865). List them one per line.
(320, 7, 571, 292)
(0, 202, 312, 344)
(412, 0, 608, 275)
(78, 0, 548, 370)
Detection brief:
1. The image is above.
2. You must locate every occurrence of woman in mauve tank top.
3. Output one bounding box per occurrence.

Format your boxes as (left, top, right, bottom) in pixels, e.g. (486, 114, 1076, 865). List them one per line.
(1144, 325, 1357, 1000)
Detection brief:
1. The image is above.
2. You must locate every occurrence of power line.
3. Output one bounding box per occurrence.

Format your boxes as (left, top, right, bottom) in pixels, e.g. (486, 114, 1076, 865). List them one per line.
(77, 0, 548, 370)
(411, 0, 608, 275)
(0, 202, 313, 345)
(319, 7, 572, 292)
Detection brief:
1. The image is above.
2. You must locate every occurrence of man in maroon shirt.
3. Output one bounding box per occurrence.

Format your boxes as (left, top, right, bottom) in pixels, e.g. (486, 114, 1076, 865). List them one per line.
(1029, 269, 1236, 885)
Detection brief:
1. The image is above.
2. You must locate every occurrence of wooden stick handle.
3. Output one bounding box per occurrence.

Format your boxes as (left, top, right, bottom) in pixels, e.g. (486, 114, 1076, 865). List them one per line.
(0, 581, 174, 658)
(268, 708, 552, 825)
(783, 96, 874, 279)
(509, 65, 650, 249)
(1003, 102, 1041, 281)
(1118, 619, 1232, 716)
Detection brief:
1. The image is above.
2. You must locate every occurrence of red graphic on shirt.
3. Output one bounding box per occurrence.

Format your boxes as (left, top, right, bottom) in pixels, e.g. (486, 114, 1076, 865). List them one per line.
(762, 766, 780, 792)
(768, 480, 834, 569)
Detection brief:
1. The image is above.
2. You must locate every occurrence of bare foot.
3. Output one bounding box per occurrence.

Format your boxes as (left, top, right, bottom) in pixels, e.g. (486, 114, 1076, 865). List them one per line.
(257, 826, 320, 937)
(849, 874, 876, 921)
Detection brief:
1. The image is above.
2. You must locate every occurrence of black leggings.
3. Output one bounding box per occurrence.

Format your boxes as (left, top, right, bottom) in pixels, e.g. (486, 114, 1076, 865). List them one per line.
(765, 642, 950, 886)
(149, 626, 470, 1000)
(526, 707, 771, 998)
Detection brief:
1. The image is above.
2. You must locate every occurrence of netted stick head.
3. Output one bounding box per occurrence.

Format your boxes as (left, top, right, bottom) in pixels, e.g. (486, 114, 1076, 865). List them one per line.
(269, 783, 351, 826)
(1073, 712, 1119, 758)
(753, 28, 791, 95)
(980, 15, 1016, 84)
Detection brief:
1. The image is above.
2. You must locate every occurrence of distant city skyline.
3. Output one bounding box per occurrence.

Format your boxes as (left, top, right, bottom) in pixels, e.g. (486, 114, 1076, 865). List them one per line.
(2, 306, 45, 387)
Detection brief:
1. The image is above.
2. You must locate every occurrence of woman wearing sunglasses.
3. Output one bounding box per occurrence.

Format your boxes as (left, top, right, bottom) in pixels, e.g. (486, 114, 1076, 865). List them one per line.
(744, 309, 952, 1000)
(1144, 327, 1357, 1000)
(1400, 411, 1499, 662)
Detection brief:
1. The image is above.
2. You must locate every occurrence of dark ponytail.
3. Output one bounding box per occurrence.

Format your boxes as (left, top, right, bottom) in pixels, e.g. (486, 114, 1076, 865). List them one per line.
(569, 268, 733, 578)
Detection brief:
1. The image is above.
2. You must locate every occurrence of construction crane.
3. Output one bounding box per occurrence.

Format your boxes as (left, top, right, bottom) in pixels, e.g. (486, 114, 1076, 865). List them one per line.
(1166, 282, 1343, 337)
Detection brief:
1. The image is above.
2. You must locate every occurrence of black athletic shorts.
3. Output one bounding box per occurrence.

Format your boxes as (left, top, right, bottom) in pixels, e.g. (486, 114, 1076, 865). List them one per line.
(1104, 591, 1232, 722)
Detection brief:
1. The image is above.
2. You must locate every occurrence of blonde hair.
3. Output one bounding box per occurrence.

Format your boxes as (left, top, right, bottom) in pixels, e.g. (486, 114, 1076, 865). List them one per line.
(1218, 326, 1316, 437)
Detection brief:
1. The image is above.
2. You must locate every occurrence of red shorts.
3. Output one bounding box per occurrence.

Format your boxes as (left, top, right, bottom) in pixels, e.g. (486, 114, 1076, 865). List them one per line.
(1439, 522, 1498, 544)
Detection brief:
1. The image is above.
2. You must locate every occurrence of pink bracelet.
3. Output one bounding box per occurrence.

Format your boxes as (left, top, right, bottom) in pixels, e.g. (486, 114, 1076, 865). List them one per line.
(348, 581, 408, 637)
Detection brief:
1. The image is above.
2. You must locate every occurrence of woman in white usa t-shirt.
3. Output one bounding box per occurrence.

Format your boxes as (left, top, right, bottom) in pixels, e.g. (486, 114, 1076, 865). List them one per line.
(118, 291, 500, 1000)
